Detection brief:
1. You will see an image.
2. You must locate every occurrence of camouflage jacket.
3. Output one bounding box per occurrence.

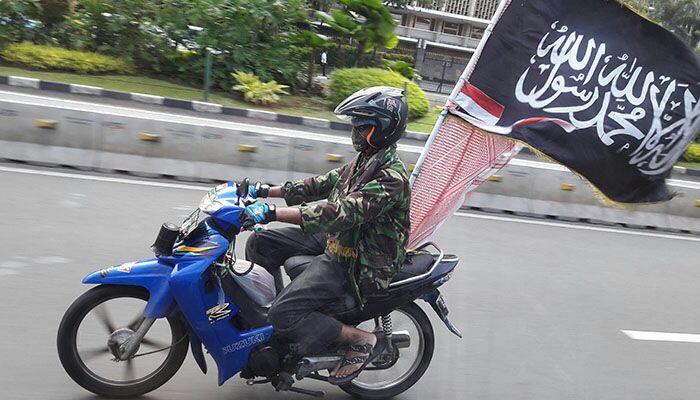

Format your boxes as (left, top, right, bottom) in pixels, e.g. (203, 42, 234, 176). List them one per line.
(283, 145, 411, 304)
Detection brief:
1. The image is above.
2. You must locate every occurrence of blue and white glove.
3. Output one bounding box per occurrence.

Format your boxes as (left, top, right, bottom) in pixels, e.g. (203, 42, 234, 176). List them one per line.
(239, 201, 276, 229)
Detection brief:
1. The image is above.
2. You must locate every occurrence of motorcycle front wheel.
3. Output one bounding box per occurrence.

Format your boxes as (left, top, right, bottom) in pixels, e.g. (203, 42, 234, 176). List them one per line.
(340, 302, 435, 400)
(57, 285, 189, 398)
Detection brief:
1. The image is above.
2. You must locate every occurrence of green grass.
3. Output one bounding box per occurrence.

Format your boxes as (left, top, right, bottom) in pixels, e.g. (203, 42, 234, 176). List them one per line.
(407, 106, 441, 134)
(0, 64, 339, 121)
(678, 161, 700, 170)
(0, 64, 437, 133)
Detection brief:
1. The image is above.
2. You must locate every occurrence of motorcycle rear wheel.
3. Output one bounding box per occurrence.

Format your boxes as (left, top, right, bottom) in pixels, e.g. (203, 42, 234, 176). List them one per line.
(57, 285, 189, 398)
(339, 302, 435, 399)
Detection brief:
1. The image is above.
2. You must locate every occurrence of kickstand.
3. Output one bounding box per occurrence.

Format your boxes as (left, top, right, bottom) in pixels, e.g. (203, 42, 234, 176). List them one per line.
(274, 372, 326, 397)
(287, 386, 326, 397)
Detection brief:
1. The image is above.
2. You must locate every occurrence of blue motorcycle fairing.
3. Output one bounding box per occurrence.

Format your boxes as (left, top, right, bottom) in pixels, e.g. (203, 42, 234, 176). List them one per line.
(168, 232, 273, 386)
(82, 182, 273, 386)
(83, 258, 176, 318)
(204, 182, 246, 228)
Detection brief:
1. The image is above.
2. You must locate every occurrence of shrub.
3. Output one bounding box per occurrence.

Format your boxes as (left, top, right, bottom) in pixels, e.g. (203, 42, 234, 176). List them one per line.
(683, 143, 700, 163)
(231, 71, 289, 105)
(382, 52, 415, 65)
(0, 42, 135, 74)
(329, 68, 430, 119)
(1, 1, 311, 89)
(382, 59, 420, 80)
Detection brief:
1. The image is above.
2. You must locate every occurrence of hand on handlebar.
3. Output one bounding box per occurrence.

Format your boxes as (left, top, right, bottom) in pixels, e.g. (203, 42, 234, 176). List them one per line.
(237, 178, 270, 199)
(239, 201, 277, 230)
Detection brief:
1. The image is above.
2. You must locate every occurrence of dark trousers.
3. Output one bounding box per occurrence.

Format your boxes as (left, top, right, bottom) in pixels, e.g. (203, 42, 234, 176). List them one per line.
(321, 64, 327, 76)
(245, 227, 357, 355)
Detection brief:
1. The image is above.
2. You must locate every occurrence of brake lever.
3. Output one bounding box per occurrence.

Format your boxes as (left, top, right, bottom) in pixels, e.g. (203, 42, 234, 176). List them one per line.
(242, 196, 258, 206)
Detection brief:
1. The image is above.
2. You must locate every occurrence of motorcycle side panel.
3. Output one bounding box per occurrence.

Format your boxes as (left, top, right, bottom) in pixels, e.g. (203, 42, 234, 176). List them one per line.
(168, 233, 273, 386)
(82, 258, 176, 318)
(82, 227, 274, 385)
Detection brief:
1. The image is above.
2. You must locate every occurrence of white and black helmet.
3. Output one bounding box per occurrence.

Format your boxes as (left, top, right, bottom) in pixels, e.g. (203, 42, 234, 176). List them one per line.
(334, 86, 408, 151)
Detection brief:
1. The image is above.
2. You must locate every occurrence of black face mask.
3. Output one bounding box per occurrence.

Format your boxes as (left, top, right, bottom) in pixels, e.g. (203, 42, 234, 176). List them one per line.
(351, 125, 371, 152)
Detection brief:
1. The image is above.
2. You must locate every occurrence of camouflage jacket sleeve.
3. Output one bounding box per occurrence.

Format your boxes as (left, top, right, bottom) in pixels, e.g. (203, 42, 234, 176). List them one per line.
(283, 167, 343, 206)
(299, 168, 408, 234)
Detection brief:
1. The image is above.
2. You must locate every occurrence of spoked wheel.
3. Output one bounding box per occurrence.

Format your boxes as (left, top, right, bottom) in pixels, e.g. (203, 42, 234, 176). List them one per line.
(340, 302, 435, 399)
(57, 285, 189, 398)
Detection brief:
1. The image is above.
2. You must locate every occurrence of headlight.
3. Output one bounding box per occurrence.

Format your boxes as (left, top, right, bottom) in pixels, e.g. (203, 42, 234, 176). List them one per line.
(199, 191, 223, 214)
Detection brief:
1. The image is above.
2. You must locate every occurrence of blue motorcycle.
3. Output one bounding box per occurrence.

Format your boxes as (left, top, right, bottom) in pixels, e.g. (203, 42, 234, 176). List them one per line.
(57, 179, 462, 399)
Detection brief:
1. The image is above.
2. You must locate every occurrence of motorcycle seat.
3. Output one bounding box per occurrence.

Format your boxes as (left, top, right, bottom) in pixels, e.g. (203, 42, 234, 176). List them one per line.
(391, 253, 435, 282)
(283, 252, 444, 284)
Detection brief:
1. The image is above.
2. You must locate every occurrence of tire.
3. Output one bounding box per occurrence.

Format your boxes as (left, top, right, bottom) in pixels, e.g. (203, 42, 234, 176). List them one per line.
(340, 302, 435, 399)
(57, 285, 189, 398)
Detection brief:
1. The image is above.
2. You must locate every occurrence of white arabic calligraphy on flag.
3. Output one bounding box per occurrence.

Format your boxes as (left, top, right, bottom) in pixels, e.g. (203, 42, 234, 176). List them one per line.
(515, 21, 700, 176)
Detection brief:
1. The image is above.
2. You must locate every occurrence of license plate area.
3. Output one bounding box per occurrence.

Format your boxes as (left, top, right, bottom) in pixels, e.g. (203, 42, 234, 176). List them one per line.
(435, 294, 449, 317)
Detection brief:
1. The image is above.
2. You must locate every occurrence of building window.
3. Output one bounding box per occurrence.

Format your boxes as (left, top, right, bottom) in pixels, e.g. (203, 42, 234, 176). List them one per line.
(414, 17, 432, 31)
(470, 27, 484, 39)
(444, 0, 470, 16)
(442, 22, 460, 36)
(473, 0, 499, 20)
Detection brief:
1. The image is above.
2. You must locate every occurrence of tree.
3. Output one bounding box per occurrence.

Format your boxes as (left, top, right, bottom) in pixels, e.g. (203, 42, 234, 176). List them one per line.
(317, 0, 399, 66)
(0, 0, 43, 47)
(38, 0, 75, 28)
(624, 0, 699, 50)
(150, 0, 310, 89)
(287, 28, 334, 89)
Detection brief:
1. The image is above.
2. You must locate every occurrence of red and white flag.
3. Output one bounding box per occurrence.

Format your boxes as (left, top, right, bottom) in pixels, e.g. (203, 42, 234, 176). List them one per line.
(408, 112, 518, 248)
(453, 83, 504, 126)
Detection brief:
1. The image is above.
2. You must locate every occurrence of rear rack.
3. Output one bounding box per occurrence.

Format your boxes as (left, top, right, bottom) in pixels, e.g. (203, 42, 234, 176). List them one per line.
(389, 242, 444, 288)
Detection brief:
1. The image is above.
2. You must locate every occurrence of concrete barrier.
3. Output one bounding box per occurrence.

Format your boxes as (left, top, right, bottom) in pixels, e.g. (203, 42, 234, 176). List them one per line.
(0, 97, 697, 232)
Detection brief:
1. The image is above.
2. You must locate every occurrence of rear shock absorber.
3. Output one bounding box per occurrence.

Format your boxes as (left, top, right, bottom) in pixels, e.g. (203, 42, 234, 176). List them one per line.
(380, 314, 392, 337)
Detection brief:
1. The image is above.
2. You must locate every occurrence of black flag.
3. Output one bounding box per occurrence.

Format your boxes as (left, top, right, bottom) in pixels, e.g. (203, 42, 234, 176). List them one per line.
(452, 0, 700, 204)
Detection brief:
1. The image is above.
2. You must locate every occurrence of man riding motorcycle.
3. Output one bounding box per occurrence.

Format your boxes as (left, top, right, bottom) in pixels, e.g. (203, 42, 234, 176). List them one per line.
(238, 86, 411, 385)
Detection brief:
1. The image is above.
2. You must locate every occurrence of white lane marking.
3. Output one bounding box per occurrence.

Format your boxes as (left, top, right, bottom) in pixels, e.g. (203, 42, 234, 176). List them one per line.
(0, 165, 209, 191)
(0, 261, 29, 269)
(454, 212, 700, 242)
(622, 330, 700, 343)
(1, 164, 698, 242)
(667, 179, 700, 190)
(35, 256, 70, 264)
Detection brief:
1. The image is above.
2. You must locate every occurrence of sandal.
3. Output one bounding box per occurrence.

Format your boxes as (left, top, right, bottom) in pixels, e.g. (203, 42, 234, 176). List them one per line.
(328, 333, 388, 386)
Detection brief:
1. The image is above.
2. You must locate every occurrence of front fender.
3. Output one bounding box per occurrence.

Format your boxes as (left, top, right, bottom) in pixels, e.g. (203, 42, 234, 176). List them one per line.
(83, 258, 175, 318)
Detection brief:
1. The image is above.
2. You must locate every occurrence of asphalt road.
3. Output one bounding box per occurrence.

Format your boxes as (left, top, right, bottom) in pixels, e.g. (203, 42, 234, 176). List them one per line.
(0, 163, 699, 400)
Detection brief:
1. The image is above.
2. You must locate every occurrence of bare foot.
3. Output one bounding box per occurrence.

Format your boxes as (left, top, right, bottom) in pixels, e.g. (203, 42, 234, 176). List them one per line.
(331, 326, 377, 379)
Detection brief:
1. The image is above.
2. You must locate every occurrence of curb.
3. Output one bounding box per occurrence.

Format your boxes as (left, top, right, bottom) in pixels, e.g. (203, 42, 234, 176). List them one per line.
(0, 74, 430, 141)
(459, 206, 700, 237)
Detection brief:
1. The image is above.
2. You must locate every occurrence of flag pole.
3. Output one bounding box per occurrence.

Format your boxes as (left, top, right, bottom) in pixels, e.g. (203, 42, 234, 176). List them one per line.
(409, 0, 511, 186)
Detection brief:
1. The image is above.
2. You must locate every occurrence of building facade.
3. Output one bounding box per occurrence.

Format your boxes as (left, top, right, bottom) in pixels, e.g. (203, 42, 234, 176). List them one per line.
(389, 0, 500, 90)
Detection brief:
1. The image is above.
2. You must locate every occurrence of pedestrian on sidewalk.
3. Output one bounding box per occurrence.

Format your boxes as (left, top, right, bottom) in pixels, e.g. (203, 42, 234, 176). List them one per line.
(320, 51, 328, 77)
